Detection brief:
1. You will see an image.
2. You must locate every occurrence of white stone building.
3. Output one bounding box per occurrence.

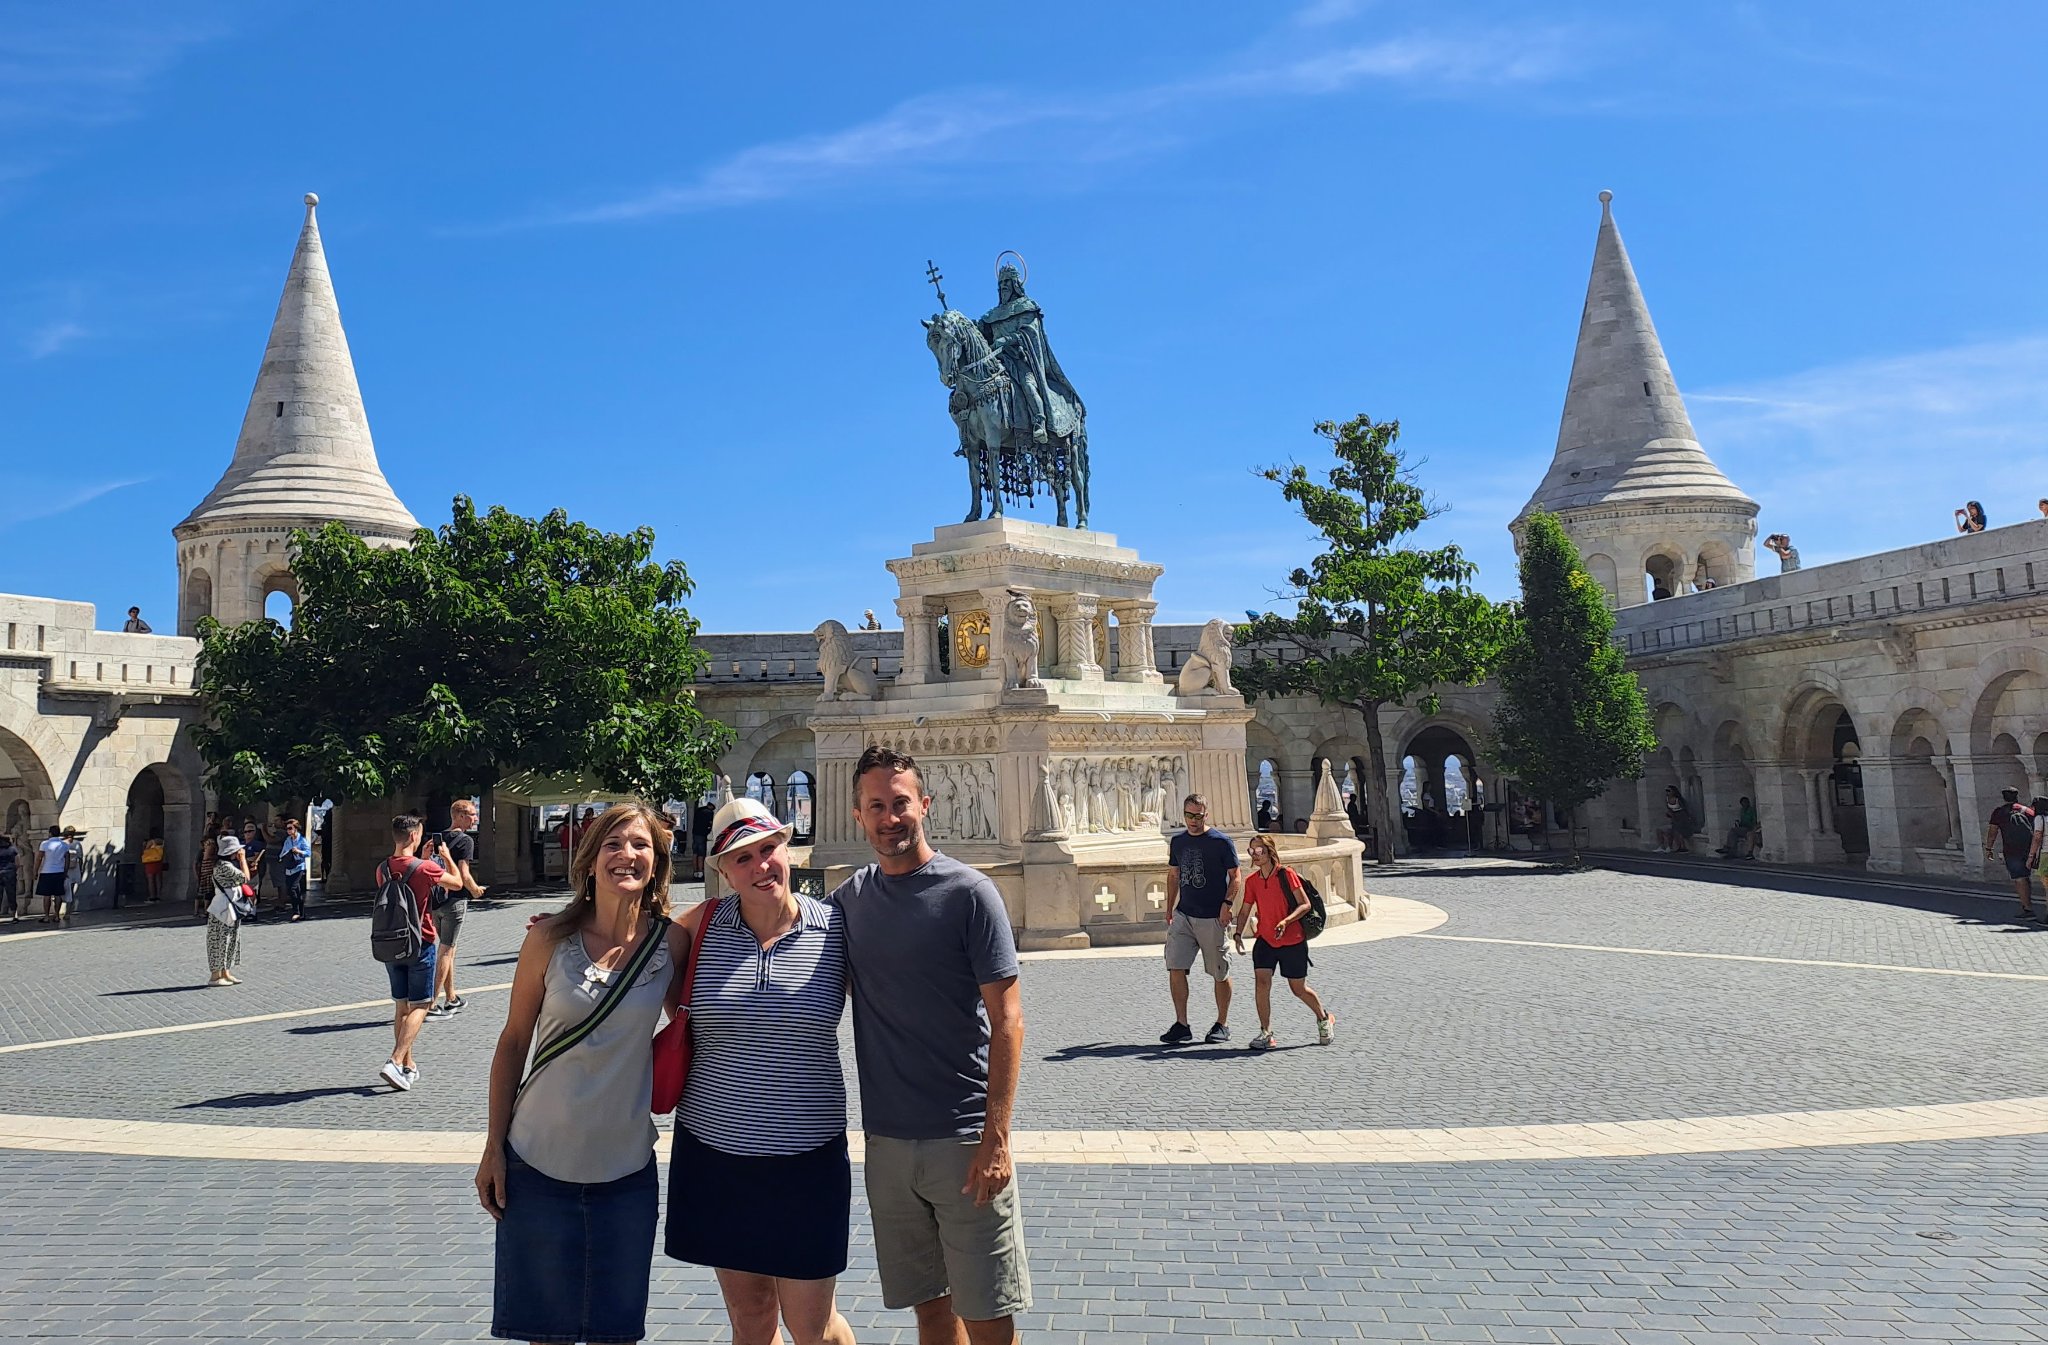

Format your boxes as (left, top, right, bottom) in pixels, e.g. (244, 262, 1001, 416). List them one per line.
(3, 191, 2040, 911)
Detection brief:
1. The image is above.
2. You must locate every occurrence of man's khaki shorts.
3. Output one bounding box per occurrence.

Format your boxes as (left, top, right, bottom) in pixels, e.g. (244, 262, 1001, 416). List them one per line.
(1163, 910, 1231, 980)
(863, 1134, 1032, 1320)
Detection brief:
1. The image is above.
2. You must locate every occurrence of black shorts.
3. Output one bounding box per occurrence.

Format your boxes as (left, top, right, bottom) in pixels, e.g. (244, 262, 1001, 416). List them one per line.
(1252, 938, 1311, 980)
(34, 872, 67, 898)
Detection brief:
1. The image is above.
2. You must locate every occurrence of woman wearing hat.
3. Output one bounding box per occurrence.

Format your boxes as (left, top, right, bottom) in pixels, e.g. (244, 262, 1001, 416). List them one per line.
(665, 796, 855, 1345)
(478, 801, 688, 1345)
(204, 833, 251, 986)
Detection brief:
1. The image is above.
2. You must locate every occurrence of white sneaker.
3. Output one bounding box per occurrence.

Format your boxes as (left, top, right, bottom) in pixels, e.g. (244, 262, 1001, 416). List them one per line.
(379, 1060, 412, 1091)
(1317, 1012, 1336, 1046)
(403, 1064, 420, 1088)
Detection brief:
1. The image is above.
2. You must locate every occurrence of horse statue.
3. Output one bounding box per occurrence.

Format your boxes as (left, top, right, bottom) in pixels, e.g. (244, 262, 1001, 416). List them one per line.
(921, 260, 1090, 528)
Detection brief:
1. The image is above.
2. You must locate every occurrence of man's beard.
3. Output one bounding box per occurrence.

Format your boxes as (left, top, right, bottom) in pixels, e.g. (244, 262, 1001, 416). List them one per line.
(871, 818, 924, 855)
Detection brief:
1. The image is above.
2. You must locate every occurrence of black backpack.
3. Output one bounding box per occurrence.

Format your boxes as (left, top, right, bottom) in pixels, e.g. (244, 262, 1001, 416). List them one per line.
(369, 859, 425, 964)
(1280, 866, 1327, 941)
(1999, 806, 2036, 853)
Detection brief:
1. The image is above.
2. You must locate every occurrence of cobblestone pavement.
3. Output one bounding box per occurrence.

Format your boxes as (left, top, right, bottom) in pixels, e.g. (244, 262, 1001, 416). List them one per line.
(3, 859, 2046, 1342)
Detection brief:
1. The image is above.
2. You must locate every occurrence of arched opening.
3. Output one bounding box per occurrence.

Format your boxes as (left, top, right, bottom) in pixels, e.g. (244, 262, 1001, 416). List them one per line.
(747, 723, 816, 834)
(1694, 541, 1736, 591)
(122, 764, 192, 904)
(180, 568, 213, 636)
(745, 771, 778, 814)
(1784, 696, 1867, 861)
(1582, 553, 1620, 608)
(263, 588, 296, 628)
(1400, 725, 1479, 854)
(1644, 551, 1682, 602)
(0, 726, 58, 848)
(1889, 711, 1955, 853)
(786, 770, 815, 843)
(1252, 760, 1278, 831)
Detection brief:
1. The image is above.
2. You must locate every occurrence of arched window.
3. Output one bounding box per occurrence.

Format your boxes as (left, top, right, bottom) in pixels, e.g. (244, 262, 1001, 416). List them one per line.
(746, 772, 777, 812)
(786, 771, 815, 842)
(1399, 755, 1419, 810)
(263, 589, 295, 627)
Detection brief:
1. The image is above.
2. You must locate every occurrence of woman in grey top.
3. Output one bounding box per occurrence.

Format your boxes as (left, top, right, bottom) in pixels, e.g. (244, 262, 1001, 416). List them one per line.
(476, 803, 691, 1345)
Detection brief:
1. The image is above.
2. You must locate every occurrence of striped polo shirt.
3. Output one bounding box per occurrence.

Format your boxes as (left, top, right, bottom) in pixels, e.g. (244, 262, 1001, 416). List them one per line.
(679, 893, 848, 1156)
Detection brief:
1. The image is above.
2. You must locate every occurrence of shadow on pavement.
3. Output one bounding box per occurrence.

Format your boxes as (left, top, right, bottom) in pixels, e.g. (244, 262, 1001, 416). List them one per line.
(1043, 1041, 1248, 1064)
(179, 1085, 383, 1109)
(100, 984, 214, 997)
(285, 1019, 388, 1036)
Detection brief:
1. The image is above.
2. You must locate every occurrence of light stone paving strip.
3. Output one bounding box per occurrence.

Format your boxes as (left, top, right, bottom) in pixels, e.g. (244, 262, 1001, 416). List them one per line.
(1414, 931, 2048, 981)
(5, 1094, 2045, 1167)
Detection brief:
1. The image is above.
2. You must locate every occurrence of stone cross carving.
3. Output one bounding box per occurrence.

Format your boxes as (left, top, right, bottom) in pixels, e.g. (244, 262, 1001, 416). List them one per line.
(1093, 883, 1117, 913)
(1145, 883, 1166, 910)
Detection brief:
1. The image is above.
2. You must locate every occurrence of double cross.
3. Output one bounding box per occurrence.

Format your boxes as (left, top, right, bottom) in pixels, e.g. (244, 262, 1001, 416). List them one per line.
(925, 259, 949, 310)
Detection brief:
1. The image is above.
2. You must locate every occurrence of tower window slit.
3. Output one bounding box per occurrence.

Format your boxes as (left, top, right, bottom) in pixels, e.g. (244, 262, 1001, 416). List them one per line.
(1643, 382, 1651, 396)
(275, 402, 284, 417)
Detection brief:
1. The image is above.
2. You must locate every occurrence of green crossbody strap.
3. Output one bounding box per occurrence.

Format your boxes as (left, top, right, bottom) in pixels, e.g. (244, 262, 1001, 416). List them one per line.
(517, 916, 670, 1100)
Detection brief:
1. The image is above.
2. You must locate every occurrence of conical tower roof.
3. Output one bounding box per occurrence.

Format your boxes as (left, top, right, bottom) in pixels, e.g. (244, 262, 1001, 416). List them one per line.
(177, 194, 420, 539)
(1517, 191, 1755, 520)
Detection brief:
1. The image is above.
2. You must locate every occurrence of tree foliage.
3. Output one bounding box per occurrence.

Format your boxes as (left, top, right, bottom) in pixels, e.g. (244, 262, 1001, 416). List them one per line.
(1234, 415, 1512, 862)
(193, 497, 733, 806)
(1490, 511, 1655, 860)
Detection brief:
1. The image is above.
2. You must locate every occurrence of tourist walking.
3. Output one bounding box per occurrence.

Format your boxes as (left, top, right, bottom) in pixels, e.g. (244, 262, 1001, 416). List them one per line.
(33, 825, 78, 923)
(665, 796, 855, 1345)
(240, 819, 271, 909)
(275, 817, 310, 920)
(1715, 797, 1761, 860)
(1231, 835, 1334, 1051)
(1159, 792, 1240, 1045)
(204, 834, 251, 986)
(834, 745, 1030, 1343)
(477, 802, 684, 1345)
(1985, 788, 2040, 921)
(426, 799, 487, 1019)
(0, 832, 19, 920)
(1955, 501, 1989, 534)
(374, 814, 464, 1091)
(140, 831, 166, 902)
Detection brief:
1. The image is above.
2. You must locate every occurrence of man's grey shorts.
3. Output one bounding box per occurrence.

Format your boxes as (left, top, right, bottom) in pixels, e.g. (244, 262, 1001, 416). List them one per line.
(1163, 910, 1231, 980)
(436, 897, 468, 948)
(863, 1134, 1032, 1320)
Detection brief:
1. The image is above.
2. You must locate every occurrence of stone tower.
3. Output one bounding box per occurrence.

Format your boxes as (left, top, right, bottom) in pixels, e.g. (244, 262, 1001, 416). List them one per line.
(1511, 191, 1757, 608)
(174, 194, 419, 635)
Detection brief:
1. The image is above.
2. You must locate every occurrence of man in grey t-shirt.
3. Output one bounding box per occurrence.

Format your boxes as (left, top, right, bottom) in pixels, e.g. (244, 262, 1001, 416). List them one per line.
(832, 744, 1030, 1343)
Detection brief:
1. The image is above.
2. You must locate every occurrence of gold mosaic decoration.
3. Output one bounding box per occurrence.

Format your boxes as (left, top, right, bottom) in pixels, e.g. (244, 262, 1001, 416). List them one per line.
(954, 609, 992, 668)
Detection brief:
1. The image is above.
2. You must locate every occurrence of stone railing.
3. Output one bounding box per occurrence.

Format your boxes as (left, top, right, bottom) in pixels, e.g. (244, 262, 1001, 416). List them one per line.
(1614, 520, 2048, 657)
(692, 631, 901, 685)
(0, 591, 201, 694)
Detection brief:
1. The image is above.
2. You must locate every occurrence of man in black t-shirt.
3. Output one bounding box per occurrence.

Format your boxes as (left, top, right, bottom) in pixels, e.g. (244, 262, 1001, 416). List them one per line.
(1160, 793, 1240, 1045)
(426, 798, 486, 1018)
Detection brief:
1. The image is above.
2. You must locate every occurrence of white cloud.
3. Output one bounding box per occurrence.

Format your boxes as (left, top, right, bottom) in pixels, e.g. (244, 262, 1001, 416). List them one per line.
(0, 9, 225, 130)
(1691, 334, 2048, 557)
(23, 319, 88, 358)
(490, 22, 1588, 231)
(0, 476, 150, 531)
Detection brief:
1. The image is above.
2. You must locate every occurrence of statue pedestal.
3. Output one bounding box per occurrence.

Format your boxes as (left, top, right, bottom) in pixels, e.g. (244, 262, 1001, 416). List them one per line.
(809, 519, 1251, 947)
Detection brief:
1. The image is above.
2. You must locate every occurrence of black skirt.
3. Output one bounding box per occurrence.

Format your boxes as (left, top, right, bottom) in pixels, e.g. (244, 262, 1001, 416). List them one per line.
(664, 1124, 851, 1280)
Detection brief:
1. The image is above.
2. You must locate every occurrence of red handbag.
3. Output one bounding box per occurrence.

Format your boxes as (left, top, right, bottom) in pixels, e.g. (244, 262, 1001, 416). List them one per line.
(651, 898, 719, 1114)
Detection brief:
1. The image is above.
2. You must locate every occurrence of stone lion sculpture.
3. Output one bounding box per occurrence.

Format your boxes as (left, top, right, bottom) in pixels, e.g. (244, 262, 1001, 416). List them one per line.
(814, 619, 880, 700)
(1002, 591, 1042, 690)
(1174, 618, 1236, 696)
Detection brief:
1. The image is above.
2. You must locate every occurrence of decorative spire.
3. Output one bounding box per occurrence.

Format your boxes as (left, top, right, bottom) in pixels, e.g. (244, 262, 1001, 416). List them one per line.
(1517, 192, 1754, 520)
(176, 194, 420, 539)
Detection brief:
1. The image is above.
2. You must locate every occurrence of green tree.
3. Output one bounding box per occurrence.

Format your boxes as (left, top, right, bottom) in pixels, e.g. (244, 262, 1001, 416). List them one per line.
(1490, 510, 1655, 862)
(193, 497, 733, 808)
(1236, 415, 1512, 863)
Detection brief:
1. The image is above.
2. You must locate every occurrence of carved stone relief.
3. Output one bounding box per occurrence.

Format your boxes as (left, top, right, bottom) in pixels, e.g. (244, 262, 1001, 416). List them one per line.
(921, 758, 1001, 842)
(1050, 753, 1187, 835)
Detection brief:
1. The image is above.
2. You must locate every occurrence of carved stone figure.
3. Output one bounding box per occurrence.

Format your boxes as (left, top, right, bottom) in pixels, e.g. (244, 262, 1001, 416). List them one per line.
(1174, 619, 1236, 697)
(1055, 760, 1077, 832)
(1088, 761, 1110, 832)
(976, 762, 1000, 842)
(814, 620, 880, 701)
(962, 765, 985, 840)
(1029, 759, 1063, 838)
(1003, 591, 1043, 690)
(1116, 759, 1140, 832)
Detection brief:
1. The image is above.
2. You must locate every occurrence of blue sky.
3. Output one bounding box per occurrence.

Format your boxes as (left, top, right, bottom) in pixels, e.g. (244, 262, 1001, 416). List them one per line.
(3, 2, 2045, 631)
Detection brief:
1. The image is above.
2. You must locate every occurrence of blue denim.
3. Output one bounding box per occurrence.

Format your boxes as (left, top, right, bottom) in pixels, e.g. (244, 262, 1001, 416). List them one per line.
(383, 944, 437, 1005)
(492, 1146, 658, 1343)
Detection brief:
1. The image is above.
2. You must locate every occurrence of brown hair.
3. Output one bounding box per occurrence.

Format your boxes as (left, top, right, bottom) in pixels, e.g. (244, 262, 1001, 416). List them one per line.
(1246, 833, 1279, 866)
(854, 744, 925, 799)
(539, 802, 675, 942)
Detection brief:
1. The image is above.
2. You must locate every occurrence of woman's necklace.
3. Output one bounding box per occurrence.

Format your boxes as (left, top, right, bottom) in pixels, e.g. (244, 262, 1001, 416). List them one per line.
(580, 917, 645, 992)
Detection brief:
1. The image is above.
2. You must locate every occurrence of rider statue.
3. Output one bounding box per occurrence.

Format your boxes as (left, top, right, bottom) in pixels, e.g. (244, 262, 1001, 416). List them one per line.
(978, 264, 1084, 448)
(923, 254, 1091, 528)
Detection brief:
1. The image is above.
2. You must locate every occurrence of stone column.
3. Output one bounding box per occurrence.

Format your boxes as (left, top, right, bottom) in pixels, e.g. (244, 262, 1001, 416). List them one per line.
(895, 596, 940, 687)
(1855, 755, 1907, 874)
(1108, 600, 1164, 684)
(1052, 594, 1104, 681)
(975, 588, 1016, 685)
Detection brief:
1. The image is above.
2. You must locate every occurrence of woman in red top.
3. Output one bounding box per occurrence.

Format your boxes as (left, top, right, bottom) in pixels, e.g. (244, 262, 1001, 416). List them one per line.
(1230, 834, 1335, 1051)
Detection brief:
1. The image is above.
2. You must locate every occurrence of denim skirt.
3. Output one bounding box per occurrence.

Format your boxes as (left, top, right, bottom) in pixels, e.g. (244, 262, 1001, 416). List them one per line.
(492, 1146, 659, 1344)
(664, 1124, 850, 1280)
